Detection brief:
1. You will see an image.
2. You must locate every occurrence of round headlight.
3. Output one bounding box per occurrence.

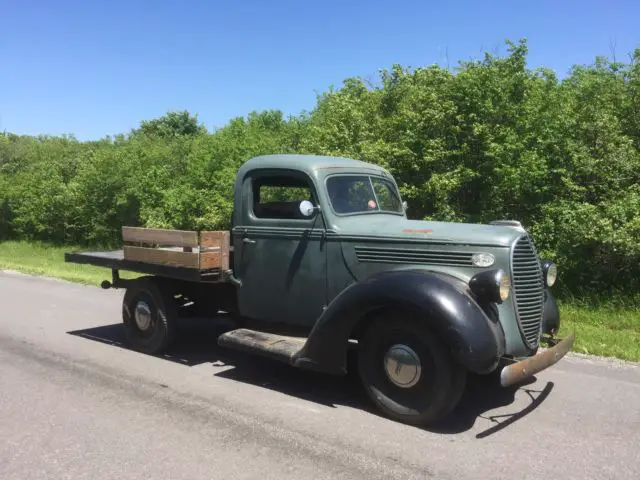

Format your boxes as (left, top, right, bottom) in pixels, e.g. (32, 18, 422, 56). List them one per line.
(499, 273, 511, 301)
(469, 269, 511, 304)
(542, 260, 558, 287)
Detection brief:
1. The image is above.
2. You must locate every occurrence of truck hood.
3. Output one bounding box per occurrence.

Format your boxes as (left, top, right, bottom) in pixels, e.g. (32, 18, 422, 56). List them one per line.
(329, 215, 523, 247)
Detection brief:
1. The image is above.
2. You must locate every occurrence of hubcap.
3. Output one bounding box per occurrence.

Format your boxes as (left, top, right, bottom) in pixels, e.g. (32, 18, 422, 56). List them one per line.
(134, 300, 152, 331)
(383, 344, 421, 388)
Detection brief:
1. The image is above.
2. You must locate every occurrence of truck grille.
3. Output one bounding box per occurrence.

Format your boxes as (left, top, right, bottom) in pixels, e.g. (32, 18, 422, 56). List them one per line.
(511, 235, 544, 349)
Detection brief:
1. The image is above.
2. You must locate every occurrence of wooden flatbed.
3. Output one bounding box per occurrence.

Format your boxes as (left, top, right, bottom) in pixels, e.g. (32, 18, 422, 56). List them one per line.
(64, 227, 232, 283)
(64, 250, 227, 282)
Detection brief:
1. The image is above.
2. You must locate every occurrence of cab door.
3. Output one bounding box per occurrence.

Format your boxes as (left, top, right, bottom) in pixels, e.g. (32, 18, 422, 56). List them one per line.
(232, 168, 328, 327)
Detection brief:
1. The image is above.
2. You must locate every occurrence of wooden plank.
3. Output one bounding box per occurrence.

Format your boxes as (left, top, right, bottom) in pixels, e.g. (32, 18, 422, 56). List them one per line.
(199, 231, 230, 271)
(123, 246, 199, 268)
(199, 230, 231, 249)
(122, 227, 199, 248)
(199, 250, 229, 271)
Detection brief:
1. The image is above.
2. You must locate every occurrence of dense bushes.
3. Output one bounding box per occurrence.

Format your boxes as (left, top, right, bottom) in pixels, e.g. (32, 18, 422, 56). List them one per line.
(1, 40, 639, 299)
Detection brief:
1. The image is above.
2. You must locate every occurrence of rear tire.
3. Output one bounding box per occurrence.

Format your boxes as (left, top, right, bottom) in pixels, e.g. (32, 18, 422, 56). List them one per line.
(122, 277, 178, 355)
(358, 311, 466, 426)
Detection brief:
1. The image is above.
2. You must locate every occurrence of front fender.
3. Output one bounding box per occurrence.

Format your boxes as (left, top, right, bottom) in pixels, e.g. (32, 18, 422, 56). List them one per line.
(293, 269, 505, 376)
(542, 288, 561, 334)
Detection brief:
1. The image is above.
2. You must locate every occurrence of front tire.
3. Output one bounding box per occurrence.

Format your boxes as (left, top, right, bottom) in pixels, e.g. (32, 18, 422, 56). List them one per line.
(122, 277, 178, 355)
(358, 311, 467, 426)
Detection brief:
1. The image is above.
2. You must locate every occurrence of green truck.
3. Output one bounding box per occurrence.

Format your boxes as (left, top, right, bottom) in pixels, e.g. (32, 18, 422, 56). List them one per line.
(65, 154, 575, 426)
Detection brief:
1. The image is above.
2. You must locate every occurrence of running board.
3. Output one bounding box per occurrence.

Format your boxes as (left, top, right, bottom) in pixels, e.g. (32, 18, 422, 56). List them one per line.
(217, 328, 307, 364)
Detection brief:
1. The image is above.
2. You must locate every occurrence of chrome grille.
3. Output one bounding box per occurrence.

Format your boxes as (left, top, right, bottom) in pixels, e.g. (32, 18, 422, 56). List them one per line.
(355, 246, 473, 267)
(511, 235, 545, 348)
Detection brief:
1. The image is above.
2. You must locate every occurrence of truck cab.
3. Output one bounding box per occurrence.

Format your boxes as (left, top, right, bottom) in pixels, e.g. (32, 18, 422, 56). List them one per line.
(231, 155, 406, 329)
(66, 154, 574, 427)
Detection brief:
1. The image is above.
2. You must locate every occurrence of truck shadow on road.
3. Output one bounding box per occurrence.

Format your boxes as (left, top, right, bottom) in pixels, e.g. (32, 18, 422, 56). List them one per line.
(68, 318, 554, 438)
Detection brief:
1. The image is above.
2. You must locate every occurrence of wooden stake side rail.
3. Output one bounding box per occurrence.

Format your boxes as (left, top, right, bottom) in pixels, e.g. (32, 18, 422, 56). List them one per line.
(122, 227, 230, 271)
(122, 227, 199, 248)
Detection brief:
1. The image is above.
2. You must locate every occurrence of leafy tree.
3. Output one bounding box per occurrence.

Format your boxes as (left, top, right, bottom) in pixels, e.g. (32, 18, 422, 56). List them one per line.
(1, 40, 639, 299)
(135, 110, 207, 138)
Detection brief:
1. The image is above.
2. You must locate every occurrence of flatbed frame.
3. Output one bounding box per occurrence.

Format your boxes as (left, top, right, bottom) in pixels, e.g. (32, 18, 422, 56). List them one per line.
(64, 227, 232, 283)
(64, 250, 227, 282)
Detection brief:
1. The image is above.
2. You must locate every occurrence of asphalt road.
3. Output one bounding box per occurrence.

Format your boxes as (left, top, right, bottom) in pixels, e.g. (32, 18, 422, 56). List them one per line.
(1, 271, 639, 480)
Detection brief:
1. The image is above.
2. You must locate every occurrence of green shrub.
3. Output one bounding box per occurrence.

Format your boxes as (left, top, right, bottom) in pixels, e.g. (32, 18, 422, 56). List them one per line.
(1, 42, 639, 302)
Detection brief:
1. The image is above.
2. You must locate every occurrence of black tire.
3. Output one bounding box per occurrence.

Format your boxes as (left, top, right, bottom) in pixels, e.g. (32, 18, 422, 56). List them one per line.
(358, 311, 467, 426)
(122, 277, 178, 355)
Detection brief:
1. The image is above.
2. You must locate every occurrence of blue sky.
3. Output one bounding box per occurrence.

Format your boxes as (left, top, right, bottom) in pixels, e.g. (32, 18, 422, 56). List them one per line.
(1, 0, 638, 140)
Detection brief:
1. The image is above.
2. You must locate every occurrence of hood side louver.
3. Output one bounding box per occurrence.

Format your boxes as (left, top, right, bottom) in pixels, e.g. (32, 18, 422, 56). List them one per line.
(354, 246, 473, 267)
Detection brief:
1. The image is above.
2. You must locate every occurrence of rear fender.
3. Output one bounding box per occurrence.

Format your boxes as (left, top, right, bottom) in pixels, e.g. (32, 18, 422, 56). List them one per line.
(293, 269, 505, 375)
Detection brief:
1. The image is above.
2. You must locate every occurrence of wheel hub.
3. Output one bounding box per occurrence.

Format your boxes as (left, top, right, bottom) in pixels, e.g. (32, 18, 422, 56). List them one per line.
(134, 300, 152, 331)
(383, 344, 421, 388)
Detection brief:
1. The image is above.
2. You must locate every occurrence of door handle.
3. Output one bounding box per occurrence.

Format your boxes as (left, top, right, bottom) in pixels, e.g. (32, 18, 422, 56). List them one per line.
(243, 237, 256, 244)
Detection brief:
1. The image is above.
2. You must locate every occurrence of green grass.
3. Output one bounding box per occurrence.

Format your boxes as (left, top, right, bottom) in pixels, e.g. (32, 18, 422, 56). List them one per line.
(556, 301, 639, 362)
(0, 241, 138, 286)
(1, 240, 638, 362)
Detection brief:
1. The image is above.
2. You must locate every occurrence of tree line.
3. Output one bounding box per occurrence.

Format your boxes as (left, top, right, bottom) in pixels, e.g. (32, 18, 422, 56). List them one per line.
(1, 40, 639, 300)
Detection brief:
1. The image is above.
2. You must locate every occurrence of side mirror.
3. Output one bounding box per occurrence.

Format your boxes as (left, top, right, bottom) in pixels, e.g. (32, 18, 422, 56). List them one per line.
(299, 200, 316, 217)
(402, 201, 408, 211)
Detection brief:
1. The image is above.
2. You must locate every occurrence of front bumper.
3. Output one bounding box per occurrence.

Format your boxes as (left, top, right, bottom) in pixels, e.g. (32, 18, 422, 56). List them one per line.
(499, 332, 576, 387)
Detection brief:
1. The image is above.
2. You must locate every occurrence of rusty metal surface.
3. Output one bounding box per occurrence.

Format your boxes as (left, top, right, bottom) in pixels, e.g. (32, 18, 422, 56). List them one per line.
(500, 332, 576, 387)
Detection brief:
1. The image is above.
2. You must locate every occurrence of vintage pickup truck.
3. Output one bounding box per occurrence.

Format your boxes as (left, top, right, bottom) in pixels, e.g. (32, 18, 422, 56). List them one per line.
(65, 154, 575, 426)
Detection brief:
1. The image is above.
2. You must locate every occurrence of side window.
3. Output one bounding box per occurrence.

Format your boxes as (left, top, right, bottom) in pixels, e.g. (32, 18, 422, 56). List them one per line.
(252, 174, 314, 220)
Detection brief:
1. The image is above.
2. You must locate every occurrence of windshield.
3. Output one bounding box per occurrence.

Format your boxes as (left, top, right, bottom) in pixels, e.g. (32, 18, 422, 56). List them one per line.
(326, 175, 404, 215)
